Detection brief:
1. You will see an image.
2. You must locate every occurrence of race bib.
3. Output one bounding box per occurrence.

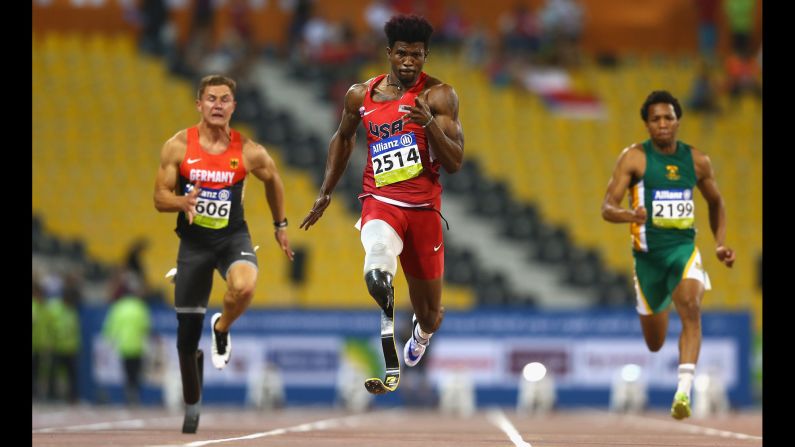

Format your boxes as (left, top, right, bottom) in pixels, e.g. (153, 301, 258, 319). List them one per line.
(651, 189, 694, 229)
(369, 132, 423, 187)
(187, 185, 232, 229)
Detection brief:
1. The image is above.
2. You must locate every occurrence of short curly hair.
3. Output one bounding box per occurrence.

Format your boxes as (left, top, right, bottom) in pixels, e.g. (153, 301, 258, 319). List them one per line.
(640, 90, 682, 121)
(384, 14, 434, 50)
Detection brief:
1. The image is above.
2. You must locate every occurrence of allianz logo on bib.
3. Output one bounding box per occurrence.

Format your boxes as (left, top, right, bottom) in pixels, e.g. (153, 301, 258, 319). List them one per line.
(370, 132, 416, 155)
(653, 189, 692, 200)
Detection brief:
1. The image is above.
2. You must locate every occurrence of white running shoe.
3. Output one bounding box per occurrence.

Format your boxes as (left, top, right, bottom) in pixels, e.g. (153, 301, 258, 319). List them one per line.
(210, 313, 231, 370)
(403, 315, 428, 367)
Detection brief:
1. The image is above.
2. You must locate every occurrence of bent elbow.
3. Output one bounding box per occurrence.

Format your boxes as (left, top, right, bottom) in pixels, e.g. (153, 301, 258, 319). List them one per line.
(153, 194, 166, 212)
(600, 204, 611, 221)
(444, 159, 463, 174)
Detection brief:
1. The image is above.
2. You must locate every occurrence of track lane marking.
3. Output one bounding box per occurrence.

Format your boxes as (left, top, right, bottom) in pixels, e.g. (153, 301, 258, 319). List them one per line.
(486, 409, 533, 447)
(146, 414, 367, 447)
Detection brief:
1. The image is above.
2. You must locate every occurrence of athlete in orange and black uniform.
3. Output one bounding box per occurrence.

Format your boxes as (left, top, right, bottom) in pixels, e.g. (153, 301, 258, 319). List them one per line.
(300, 14, 464, 393)
(154, 75, 293, 433)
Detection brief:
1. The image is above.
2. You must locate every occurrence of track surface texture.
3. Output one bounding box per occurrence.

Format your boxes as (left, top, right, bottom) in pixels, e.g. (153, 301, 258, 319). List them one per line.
(33, 405, 762, 447)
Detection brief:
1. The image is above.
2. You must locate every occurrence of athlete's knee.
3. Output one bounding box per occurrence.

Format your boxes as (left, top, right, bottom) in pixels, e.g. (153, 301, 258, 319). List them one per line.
(643, 329, 666, 351)
(229, 283, 255, 302)
(364, 269, 394, 313)
(677, 297, 701, 322)
(177, 313, 205, 354)
(646, 339, 664, 352)
(226, 275, 256, 303)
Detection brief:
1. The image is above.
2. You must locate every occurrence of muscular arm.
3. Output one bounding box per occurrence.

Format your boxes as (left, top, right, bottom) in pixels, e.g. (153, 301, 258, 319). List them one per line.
(415, 84, 464, 173)
(300, 83, 365, 230)
(247, 142, 287, 224)
(153, 132, 200, 221)
(601, 145, 647, 224)
(246, 141, 294, 260)
(694, 148, 735, 266)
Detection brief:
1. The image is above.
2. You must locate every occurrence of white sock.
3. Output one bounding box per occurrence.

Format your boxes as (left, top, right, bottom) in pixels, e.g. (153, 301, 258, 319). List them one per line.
(676, 363, 696, 397)
(414, 323, 432, 346)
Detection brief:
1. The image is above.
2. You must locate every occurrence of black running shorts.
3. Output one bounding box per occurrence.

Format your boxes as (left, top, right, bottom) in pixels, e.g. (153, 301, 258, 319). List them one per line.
(174, 230, 258, 312)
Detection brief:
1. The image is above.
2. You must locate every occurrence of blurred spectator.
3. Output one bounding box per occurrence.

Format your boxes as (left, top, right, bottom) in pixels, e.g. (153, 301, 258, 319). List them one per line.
(118, 237, 166, 306)
(230, 0, 259, 74)
(497, 3, 541, 59)
(539, 0, 584, 66)
(687, 60, 721, 115)
(286, 0, 314, 58)
(173, 0, 217, 77)
(724, 0, 756, 55)
(124, 238, 149, 281)
(103, 273, 152, 406)
(302, 15, 334, 63)
(32, 276, 50, 401)
(45, 273, 82, 404)
(200, 0, 258, 82)
(693, 0, 720, 63)
(724, 47, 762, 100)
(138, 0, 169, 56)
(436, 4, 469, 52)
(462, 21, 494, 67)
(364, 0, 396, 43)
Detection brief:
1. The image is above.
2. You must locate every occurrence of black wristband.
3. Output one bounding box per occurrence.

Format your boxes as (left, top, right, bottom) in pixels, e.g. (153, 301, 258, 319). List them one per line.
(274, 218, 288, 229)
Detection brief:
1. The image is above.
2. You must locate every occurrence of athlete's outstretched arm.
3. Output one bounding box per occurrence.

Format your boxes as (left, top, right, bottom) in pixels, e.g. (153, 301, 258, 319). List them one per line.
(601, 145, 646, 224)
(153, 133, 201, 224)
(694, 148, 735, 267)
(248, 142, 294, 261)
(407, 84, 464, 173)
(300, 83, 366, 230)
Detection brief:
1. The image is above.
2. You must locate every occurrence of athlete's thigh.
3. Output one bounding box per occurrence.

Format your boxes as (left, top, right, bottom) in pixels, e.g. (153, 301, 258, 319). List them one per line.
(405, 273, 443, 316)
(667, 244, 707, 303)
(633, 251, 672, 315)
(216, 230, 259, 283)
(361, 197, 408, 240)
(175, 238, 216, 310)
(638, 308, 670, 346)
(400, 207, 444, 280)
(672, 278, 705, 310)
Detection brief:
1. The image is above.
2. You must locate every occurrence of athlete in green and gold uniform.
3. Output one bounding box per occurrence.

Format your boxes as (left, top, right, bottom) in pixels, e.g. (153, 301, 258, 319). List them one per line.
(601, 91, 735, 420)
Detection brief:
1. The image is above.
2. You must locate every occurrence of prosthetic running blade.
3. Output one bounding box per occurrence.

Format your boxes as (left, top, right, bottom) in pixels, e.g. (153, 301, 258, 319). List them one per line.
(364, 308, 400, 394)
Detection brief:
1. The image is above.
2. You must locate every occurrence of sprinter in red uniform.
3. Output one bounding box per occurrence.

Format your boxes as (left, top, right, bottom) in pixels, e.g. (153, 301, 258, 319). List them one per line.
(300, 15, 464, 393)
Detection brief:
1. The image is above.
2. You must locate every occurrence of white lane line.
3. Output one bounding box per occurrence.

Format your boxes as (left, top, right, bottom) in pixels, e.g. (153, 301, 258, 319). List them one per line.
(486, 409, 533, 447)
(620, 413, 762, 441)
(33, 416, 183, 433)
(147, 414, 367, 447)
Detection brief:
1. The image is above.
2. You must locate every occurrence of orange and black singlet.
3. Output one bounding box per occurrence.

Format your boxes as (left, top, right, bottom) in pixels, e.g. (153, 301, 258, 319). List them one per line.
(175, 126, 248, 240)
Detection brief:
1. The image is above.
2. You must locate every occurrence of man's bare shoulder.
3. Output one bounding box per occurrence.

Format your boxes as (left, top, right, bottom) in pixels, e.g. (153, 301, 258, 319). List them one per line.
(424, 78, 458, 107)
(616, 143, 646, 174)
(623, 143, 646, 159)
(689, 145, 709, 162)
(424, 76, 454, 93)
(241, 135, 266, 155)
(240, 135, 270, 170)
(164, 129, 188, 149)
(161, 129, 188, 162)
(346, 81, 369, 100)
(688, 145, 714, 179)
